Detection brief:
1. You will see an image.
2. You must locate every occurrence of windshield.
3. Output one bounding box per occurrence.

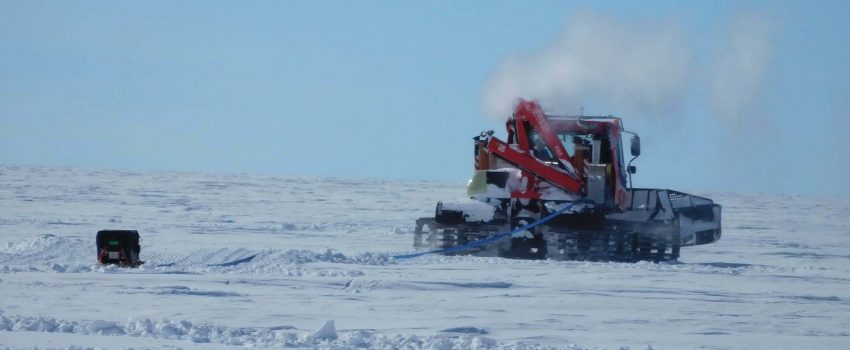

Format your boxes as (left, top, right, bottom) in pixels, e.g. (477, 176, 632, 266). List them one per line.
(557, 132, 595, 161)
(529, 132, 556, 161)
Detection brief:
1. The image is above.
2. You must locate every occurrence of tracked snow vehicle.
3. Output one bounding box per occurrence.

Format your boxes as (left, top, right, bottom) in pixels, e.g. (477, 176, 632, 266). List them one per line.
(414, 100, 721, 261)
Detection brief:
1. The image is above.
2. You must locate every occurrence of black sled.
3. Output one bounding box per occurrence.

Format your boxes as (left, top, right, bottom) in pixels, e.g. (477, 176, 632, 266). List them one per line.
(96, 230, 143, 267)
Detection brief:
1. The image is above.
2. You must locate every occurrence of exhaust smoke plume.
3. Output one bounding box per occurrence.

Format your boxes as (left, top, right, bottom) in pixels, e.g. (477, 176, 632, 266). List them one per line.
(483, 11, 775, 125)
(709, 11, 774, 128)
(482, 12, 691, 119)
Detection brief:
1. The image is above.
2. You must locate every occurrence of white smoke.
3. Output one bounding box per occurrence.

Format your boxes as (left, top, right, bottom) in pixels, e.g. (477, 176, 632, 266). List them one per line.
(482, 11, 775, 126)
(709, 11, 774, 128)
(482, 12, 691, 119)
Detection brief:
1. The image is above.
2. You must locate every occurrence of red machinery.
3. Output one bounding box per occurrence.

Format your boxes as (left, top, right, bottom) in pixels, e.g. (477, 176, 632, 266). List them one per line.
(414, 100, 721, 261)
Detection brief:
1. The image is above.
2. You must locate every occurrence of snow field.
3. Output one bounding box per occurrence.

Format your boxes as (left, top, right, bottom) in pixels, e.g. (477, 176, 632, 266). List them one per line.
(1, 166, 849, 349)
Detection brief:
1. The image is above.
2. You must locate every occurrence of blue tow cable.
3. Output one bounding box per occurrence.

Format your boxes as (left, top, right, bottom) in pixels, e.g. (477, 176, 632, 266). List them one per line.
(393, 203, 575, 260)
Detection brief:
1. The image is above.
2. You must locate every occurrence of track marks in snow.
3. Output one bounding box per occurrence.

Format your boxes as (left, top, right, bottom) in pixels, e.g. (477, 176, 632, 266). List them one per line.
(0, 234, 90, 266)
(0, 311, 584, 350)
(116, 285, 246, 298)
(343, 279, 513, 293)
(0, 235, 388, 277)
(440, 327, 490, 335)
(408, 254, 850, 278)
(557, 286, 844, 306)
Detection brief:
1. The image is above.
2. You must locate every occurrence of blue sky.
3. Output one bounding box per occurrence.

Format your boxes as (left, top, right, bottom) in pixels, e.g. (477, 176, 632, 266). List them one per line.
(1, 0, 849, 196)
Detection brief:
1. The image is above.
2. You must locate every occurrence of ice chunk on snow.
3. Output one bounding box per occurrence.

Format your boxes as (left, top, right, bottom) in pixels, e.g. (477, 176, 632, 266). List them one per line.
(471, 336, 498, 349)
(87, 320, 124, 335)
(312, 320, 338, 340)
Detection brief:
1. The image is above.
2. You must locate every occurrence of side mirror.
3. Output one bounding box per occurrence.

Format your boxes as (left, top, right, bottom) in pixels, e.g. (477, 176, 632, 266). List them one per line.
(630, 135, 641, 157)
(628, 165, 637, 174)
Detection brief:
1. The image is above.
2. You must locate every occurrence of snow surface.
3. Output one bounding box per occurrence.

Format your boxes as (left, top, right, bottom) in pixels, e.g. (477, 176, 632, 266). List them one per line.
(1, 165, 849, 349)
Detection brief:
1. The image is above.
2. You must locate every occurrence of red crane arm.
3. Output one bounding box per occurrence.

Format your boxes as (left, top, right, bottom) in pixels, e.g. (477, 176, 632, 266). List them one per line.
(486, 138, 583, 194)
(513, 100, 579, 179)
